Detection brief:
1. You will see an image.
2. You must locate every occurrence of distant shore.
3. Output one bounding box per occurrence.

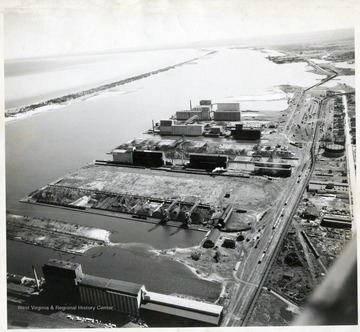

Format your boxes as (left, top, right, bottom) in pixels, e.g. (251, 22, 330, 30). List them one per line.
(5, 50, 216, 123)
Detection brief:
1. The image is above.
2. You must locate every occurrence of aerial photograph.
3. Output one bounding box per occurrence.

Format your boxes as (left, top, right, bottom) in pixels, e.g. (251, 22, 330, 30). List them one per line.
(1, 0, 358, 330)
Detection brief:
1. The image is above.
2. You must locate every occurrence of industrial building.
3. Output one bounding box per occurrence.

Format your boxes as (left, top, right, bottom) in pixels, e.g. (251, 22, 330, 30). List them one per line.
(199, 100, 212, 106)
(132, 150, 164, 167)
(216, 205, 234, 228)
(301, 206, 319, 220)
(321, 213, 352, 229)
(203, 126, 222, 137)
(176, 107, 211, 121)
(307, 180, 349, 194)
(41, 259, 223, 325)
(254, 166, 292, 177)
(112, 149, 164, 167)
(203, 228, 221, 248)
(188, 153, 228, 171)
(159, 119, 174, 134)
(112, 148, 134, 164)
(222, 239, 236, 249)
(159, 119, 204, 136)
(77, 274, 146, 316)
(171, 124, 204, 136)
(231, 124, 261, 140)
(42, 259, 83, 299)
(176, 100, 212, 121)
(213, 103, 241, 121)
(142, 291, 223, 326)
(254, 162, 291, 169)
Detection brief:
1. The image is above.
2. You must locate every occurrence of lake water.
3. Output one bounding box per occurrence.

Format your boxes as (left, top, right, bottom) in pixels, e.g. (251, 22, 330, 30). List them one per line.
(5, 46, 331, 299)
(5, 48, 208, 110)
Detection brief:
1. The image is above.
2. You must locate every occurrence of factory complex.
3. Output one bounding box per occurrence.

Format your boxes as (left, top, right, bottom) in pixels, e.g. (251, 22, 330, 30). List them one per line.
(154, 100, 261, 139)
(109, 99, 293, 177)
(42, 259, 223, 326)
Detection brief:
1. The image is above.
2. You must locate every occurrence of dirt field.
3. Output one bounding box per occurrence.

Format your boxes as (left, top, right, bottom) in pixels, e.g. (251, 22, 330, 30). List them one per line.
(247, 289, 297, 326)
(40, 165, 285, 211)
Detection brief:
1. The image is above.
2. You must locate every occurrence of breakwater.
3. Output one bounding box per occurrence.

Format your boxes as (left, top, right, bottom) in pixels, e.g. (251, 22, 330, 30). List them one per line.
(5, 51, 216, 118)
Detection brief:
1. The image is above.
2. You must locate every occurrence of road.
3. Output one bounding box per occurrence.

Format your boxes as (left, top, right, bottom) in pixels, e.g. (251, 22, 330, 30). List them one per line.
(222, 118, 313, 327)
(342, 94, 357, 234)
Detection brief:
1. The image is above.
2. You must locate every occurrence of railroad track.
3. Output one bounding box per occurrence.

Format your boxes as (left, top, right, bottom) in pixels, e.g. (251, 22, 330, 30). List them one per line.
(239, 80, 333, 326)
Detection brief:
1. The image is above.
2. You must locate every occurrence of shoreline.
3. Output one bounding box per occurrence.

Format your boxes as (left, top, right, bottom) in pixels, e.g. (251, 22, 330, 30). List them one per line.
(5, 47, 343, 123)
(6, 213, 111, 255)
(5, 50, 216, 123)
(151, 246, 227, 285)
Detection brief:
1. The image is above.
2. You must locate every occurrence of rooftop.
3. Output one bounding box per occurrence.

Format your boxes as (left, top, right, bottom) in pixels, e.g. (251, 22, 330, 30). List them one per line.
(45, 259, 81, 270)
(146, 291, 223, 316)
(78, 274, 144, 296)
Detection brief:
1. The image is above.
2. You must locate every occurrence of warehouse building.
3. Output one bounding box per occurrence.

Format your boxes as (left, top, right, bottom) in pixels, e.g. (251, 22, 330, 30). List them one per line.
(159, 119, 174, 134)
(321, 213, 352, 229)
(176, 100, 212, 121)
(77, 274, 146, 316)
(112, 149, 164, 167)
(213, 111, 240, 121)
(176, 110, 202, 120)
(307, 180, 349, 194)
(301, 206, 319, 220)
(176, 107, 211, 121)
(254, 162, 291, 169)
(213, 103, 241, 121)
(189, 153, 228, 171)
(199, 100, 212, 106)
(41, 259, 224, 326)
(216, 103, 240, 111)
(142, 291, 223, 326)
(159, 120, 204, 136)
(171, 124, 204, 136)
(203, 228, 221, 248)
(217, 205, 234, 229)
(132, 150, 164, 167)
(231, 124, 261, 140)
(254, 166, 291, 177)
(112, 148, 134, 164)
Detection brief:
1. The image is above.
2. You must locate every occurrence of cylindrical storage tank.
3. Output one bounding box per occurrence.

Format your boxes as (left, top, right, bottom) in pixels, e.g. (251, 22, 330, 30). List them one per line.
(324, 143, 346, 157)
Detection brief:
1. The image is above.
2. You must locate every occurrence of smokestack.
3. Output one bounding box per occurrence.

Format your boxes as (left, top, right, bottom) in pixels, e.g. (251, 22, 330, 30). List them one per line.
(152, 119, 154, 132)
(32, 265, 40, 291)
(190, 100, 192, 110)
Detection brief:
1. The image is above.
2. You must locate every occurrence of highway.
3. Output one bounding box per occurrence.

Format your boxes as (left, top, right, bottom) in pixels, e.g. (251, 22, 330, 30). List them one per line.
(222, 114, 313, 327)
(342, 94, 357, 234)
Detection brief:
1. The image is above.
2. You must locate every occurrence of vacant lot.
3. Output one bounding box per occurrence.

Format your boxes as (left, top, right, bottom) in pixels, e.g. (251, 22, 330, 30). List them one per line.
(48, 165, 285, 210)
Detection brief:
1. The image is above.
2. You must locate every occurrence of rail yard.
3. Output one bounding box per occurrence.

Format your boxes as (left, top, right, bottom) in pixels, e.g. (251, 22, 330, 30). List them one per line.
(7, 38, 356, 328)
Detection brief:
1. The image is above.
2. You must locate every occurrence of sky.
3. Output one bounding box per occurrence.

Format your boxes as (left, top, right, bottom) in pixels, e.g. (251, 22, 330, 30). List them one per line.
(1, 0, 359, 59)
